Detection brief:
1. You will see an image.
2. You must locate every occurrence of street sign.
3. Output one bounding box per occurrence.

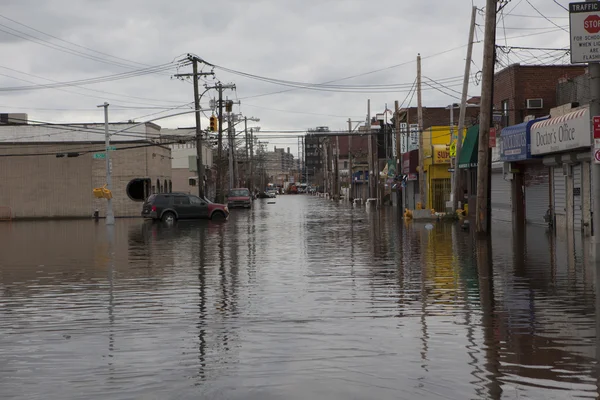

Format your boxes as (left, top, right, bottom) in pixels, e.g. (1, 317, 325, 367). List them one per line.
(594, 148, 600, 164)
(447, 168, 455, 172)
(93, 153, 106, 159)
(106, 146, 116, 151)
(569, 2, 600, 63)
(594, 116, 600, 139)
(489, 128, 496, 148)
(449, 142, 456, 157)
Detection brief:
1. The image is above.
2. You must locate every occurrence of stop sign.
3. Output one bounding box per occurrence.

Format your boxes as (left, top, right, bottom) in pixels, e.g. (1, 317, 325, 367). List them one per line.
(584, 14, 600, 34)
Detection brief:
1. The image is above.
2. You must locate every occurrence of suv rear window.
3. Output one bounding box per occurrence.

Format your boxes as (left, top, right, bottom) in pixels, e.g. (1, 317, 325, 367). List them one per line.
(151, 194, 170, 205)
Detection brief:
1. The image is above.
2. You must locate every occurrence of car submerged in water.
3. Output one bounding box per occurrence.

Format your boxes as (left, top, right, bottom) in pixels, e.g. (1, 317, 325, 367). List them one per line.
(227, 188, 252, 208)
(142, 193, 229, 222)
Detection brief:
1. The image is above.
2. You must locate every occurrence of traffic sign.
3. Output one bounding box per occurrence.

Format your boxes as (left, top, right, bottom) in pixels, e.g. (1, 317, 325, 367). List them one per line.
(93, 153, 106, 159)
(594, 148, 600, 164)
(569, 2, 600, 63)
(594, 116, 600, 139)
(449, 142, 456, 157)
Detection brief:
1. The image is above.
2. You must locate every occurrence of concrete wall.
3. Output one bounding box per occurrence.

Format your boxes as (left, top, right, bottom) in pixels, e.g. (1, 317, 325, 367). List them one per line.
(0, 142, 171, 219)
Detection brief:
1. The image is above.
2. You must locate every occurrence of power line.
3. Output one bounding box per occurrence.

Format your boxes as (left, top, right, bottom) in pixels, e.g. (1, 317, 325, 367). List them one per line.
(0, 63, 180, 92)
(524, 0, 569, 32)
(553, 0, 568, 12)
(0, 13, 155, 70)
(0, 64, 187, 106)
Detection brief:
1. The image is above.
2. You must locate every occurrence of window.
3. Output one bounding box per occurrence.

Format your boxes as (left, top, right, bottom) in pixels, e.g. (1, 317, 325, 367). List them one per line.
(344, 161, 348, 169)
(189, 196, 206, 206)
(174, 196, 190, 205)
(501, 99, 509, 126)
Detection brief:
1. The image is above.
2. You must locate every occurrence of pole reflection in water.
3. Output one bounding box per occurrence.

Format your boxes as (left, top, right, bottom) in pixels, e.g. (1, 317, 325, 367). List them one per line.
(0, 196, 599, 399)
(475, 236, 502, 400)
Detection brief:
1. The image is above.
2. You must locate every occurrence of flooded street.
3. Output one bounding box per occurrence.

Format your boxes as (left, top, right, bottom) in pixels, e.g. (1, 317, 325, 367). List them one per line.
(0, 195, 598, 399)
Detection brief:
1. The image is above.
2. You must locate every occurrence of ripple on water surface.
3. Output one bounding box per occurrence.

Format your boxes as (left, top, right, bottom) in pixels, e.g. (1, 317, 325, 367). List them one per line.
(0, 196, 598, 399)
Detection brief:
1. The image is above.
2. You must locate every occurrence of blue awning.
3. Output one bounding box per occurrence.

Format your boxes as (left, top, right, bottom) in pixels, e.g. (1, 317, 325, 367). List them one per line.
(500, 117, 548, 162)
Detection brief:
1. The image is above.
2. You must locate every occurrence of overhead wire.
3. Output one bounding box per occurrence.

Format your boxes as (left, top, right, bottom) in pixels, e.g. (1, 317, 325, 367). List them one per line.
(524, 0, 569, 32)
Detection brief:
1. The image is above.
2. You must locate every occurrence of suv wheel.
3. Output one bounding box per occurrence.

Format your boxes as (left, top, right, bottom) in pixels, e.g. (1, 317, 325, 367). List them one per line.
(161, 211, 176, 223)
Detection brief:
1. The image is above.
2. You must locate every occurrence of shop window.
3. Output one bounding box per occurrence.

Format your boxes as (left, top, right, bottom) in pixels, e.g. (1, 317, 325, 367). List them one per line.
(501, 99, 509, 126)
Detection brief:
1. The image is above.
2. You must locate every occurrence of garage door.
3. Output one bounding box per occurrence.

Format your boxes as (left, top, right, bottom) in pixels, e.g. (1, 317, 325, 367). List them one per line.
(574, 163, 582, 231)
(553, 166, 566, 216)
(491, 171, 512, 222)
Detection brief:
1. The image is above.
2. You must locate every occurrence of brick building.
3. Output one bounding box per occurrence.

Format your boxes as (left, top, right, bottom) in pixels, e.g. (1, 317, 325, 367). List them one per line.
(493, 64, 586, 127)
(0, 120, 171, 219)
(490, 64, 587, 228)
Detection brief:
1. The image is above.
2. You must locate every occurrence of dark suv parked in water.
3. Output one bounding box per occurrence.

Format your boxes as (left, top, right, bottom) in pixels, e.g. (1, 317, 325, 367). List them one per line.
(141, 193, 229, 222)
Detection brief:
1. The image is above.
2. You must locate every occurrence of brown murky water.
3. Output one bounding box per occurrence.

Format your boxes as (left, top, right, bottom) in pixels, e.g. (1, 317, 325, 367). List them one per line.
(0, 195, 598, 399)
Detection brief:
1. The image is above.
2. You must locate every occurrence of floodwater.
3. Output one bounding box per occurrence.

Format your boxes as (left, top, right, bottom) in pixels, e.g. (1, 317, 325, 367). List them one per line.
(0, 195, 598, 399)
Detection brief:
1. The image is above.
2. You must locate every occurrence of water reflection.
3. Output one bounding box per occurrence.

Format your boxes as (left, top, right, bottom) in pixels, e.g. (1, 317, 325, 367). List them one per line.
(0, 196, 598, 399)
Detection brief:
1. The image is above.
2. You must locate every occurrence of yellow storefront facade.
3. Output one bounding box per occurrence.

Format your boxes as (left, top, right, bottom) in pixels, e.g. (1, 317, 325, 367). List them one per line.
(423, 126, 452, 212)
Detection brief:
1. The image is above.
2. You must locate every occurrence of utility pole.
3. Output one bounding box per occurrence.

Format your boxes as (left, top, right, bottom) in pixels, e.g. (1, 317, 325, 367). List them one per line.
(475, 0, 497, 235)
(192, 58, 205, 199)
(395, 100, 401, 209)
(367, 99, 374, 199)
(174, 56, 214, 199)
(453, 5, 477, 212)
(244, 117, 249, 188)
(417, 54, 425, 208)
(217, 84, 224, 202)
(250, 128, 255, 192)
(335, 135, 340, 200)
(348, 118, 353, 201)
(588, 0, 600, 258)
(98, 102, 114, 225)
(227, 105, 234, 190)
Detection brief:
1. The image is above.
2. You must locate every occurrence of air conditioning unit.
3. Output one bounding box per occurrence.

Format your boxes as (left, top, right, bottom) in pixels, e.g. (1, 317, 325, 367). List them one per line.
(526, 98, 543, 109)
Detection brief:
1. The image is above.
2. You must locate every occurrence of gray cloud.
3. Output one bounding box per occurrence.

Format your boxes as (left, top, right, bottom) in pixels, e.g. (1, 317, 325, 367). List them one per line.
(0, 0, 572, 151)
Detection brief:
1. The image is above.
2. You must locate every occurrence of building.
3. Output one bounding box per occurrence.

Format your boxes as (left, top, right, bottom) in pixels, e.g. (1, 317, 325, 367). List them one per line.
(0, 118, 171, 219)
(492, 64, 586, 226)
(305, 127, 329, 187)
(397, 106, 480, 210)
(263, 147, 295, 188)
(458, 64, 586, 221)
(422, 126, 452, 211)
(161, 127, 214, 198)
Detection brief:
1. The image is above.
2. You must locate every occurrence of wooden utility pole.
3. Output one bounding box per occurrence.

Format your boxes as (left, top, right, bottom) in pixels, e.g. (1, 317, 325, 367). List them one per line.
(453, 6, 477, 211)
(174, 56, 213, 199)
(191, 59, 205, 199)
(417, 54, 425, 208)
(394, 100, 401, 208)
(475, 0, 497, 234)
(244, 117, 249, 188)
(367, 99, 374, 198)
(335, 135, 340, 199)
(348, 118, 353, 201)
(249, 128, 254, 192)
(216, 84, 224, 203)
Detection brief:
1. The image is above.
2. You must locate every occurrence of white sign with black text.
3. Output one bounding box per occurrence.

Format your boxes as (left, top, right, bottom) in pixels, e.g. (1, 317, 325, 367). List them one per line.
(570, 1, 600, 63)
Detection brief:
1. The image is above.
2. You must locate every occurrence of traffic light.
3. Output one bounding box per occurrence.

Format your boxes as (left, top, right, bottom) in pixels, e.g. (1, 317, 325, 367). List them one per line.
(209, 115, 218, 132)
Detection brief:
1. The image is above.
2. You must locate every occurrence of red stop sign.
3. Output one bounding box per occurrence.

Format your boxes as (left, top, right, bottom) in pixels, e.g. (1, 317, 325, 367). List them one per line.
(585, 15, 600, 34)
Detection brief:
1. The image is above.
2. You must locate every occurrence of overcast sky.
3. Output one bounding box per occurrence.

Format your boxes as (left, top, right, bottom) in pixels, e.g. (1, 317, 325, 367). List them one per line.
(0, 0, 571, 152)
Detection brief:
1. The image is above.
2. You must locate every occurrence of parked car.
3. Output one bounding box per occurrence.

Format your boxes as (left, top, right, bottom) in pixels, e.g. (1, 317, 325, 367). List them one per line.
(266, 190, 277, 198)
(227, 188, 252, 208)
(142, 193, 229, 222)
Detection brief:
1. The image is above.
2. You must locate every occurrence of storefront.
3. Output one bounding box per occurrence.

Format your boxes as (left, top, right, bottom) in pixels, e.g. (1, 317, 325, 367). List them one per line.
(457, 125, 479, 215)
(531, 108, 591, 233)
(426, 144, 452, 212)
(500, 117, 550, 226)
(402, 149, 419, 209)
